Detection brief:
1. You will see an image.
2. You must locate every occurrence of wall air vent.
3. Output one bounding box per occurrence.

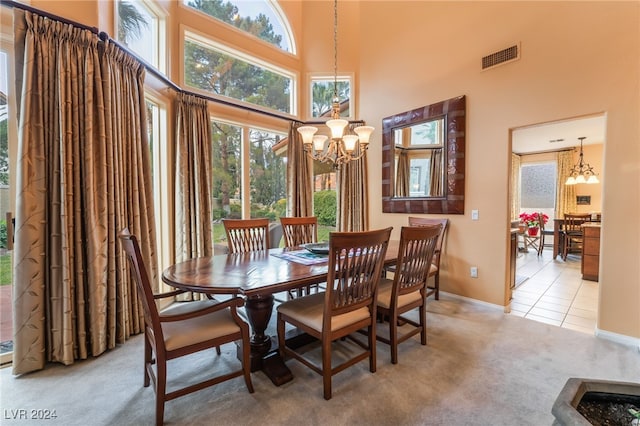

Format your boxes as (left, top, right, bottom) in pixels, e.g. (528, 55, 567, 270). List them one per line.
(482, 44, 520, 70)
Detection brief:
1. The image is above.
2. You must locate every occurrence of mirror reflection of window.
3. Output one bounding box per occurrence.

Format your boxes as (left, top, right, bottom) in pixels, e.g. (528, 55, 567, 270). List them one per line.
(393, 118, 444, 197)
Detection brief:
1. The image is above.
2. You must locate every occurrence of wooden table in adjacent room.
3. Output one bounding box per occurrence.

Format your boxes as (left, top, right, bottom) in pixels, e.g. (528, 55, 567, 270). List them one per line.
(162, 241, 400, 386)
(552, 215, 601, 259)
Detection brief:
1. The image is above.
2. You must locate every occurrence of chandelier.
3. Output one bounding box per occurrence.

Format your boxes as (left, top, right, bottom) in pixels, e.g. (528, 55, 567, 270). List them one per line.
(296, 0, 374, 167)
(565, 137, 599, 185)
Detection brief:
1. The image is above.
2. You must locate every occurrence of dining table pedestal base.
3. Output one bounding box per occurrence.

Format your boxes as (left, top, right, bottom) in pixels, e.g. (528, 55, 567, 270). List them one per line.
(240, 294, 295, 386)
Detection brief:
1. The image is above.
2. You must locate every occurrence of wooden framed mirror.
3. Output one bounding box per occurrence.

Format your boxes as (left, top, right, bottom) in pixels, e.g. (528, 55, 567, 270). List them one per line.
(382, 95, 466, 214)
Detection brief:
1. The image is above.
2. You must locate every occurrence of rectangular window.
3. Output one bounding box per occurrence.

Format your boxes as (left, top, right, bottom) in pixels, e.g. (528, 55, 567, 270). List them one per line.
(184, 35, 294, 114)
(249, 128, 286, 223)
(211, 120, 242, 248)
(520, 161, 557, 221)
(117, 0, 165, 73)
(144, 96, 171, 286)
(310, 76, 352, 119)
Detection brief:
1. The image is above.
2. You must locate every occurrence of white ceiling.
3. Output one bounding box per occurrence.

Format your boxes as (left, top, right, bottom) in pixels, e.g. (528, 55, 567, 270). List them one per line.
(512, 114, 606, 154)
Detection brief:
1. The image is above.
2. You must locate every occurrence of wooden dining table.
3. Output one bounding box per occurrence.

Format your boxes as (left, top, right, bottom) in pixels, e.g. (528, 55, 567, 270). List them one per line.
(162, 240, 400, 386)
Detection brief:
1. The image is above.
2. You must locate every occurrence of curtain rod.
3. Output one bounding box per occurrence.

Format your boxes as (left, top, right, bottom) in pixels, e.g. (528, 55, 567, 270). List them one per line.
(1, 0, 303, 125)
(513, 147, 575, 156)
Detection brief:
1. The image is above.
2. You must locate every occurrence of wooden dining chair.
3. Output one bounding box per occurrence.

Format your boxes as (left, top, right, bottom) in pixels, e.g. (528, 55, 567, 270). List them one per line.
(280, 216, 318, 247)
(407, 217, 449, 299)
(376, 225, 441, 364)
(280, 216, 319, 298)
(276, 227, 392, 400)
(119, 229, 254, 425)
(222, 218, 270, 253)
(561, 213, 591, 260)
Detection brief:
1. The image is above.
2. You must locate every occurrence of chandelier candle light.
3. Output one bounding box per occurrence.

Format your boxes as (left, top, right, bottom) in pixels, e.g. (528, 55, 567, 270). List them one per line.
(565, 137, 599, 185)
(297, 0, 374, 167)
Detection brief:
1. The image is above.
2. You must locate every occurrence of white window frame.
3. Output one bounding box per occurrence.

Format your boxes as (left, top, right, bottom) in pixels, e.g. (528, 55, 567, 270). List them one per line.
(179, 0, 297, 55)
(308, 72, 355, 121)
(114, 0, 167, 74)
(182, 28, 298, 117)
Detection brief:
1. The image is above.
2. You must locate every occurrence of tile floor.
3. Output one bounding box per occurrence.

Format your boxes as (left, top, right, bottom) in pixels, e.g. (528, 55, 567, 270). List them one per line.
(510, 245, 599, 334)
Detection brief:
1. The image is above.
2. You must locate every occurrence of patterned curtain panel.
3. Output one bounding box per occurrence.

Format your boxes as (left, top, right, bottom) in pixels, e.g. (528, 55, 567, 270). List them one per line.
(174, 93, 213, 262)
(429, 149, 443, 197)
(511, 153, 521, 220)
(286, 122, 313, 217)
(12, 10, 156, 374)
(337, 122, 369, 232)
(395, 150, 409, 197)
(556, 150, 577, 217)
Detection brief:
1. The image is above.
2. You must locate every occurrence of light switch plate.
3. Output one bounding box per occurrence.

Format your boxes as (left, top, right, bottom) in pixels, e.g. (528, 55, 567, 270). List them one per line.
(471, 209, 479, 220)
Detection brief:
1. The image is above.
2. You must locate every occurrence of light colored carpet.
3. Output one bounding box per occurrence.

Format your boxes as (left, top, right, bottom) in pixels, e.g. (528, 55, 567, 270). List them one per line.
(1, 295, 638, 426)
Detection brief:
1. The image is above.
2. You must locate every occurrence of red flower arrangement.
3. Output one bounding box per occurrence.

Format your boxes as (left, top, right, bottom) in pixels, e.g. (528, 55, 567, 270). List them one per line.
(519, 212, 549, 228)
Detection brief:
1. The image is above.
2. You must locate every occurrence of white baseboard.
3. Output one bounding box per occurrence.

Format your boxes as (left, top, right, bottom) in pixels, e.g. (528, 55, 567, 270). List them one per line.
(439, 291, 505, 311)
(595, 327, 640, 350)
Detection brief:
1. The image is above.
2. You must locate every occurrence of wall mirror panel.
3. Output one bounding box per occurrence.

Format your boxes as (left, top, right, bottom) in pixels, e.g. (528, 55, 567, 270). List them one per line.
(382, 95, 466, 214)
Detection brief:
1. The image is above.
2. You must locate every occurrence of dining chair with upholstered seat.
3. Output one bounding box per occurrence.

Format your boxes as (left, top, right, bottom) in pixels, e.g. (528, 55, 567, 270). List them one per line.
(561, 213, 591, 260)
(276, 227, 392, 400)
(280, 216, 319, 298)
(119, 229, 254, 425)
(280, 216, 318, 248)
(406, 217, 449, 299)
(376, 225, 441, 364)
(222, 218, 270, 253)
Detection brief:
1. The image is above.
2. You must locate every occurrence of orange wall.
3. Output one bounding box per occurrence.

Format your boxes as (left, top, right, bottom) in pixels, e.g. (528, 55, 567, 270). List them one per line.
(358, 1, 639, 341)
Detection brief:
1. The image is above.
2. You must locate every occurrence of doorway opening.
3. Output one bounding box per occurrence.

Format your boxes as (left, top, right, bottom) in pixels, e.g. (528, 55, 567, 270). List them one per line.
(508, 113, 605, 334)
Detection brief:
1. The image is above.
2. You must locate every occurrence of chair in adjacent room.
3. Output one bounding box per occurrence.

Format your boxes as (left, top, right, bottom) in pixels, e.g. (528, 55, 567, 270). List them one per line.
(222, 218, 270, 253)
(376, 225, 441, 364)
(276, 227, 392, 400)
(407, 217, 449, 299)
(119, 229, 254, 426)
(561, 213, 591, 260)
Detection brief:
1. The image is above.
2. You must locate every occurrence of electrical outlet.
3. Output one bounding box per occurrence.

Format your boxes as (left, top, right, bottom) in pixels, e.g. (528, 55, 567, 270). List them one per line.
(470, 266, 478, 278)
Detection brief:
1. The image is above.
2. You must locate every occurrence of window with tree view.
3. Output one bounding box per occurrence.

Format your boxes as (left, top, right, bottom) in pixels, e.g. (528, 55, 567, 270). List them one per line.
(182, 0, 293, 53)
(311, 77, 351, 119)
(249, 129, 286, 221)
(117, 0, 163, 72)
(184, 36, 293, 114)
(211, 121, 241, 245)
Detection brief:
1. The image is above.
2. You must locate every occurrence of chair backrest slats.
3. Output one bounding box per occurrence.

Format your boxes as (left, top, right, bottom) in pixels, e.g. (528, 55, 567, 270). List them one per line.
(223, 218, 270, 253)
(564, 213, 591, 233)
(280, 216, 318, 247)
(407, 217, 449, 265)
(324, 228, 392, 324)
(393, 226, 441, 297)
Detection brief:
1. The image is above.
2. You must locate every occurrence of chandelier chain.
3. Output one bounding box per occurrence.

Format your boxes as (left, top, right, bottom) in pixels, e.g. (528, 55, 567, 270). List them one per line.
(333, 0, 338, 101)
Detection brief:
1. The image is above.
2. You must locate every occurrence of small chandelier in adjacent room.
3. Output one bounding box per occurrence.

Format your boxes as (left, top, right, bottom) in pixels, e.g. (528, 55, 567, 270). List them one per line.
(565, 137, 599, 185)
(296, 0, 374, 167)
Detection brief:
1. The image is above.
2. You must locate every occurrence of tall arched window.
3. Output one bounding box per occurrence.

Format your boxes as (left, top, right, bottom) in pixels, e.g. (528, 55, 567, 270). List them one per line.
(182, 0, 295, 54)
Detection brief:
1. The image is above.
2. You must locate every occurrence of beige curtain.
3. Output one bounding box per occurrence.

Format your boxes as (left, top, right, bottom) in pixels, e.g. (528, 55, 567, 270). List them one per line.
(12, 10, 156, 374)
(395, 150, 409, 197)
(286, 122, 313, 216)
(337, 122, 369, 232)
(510, 153, 521, 220)
(174, 93, 213, 262)
(556, 150, 577, 217)
(429, 149, 443, 197)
